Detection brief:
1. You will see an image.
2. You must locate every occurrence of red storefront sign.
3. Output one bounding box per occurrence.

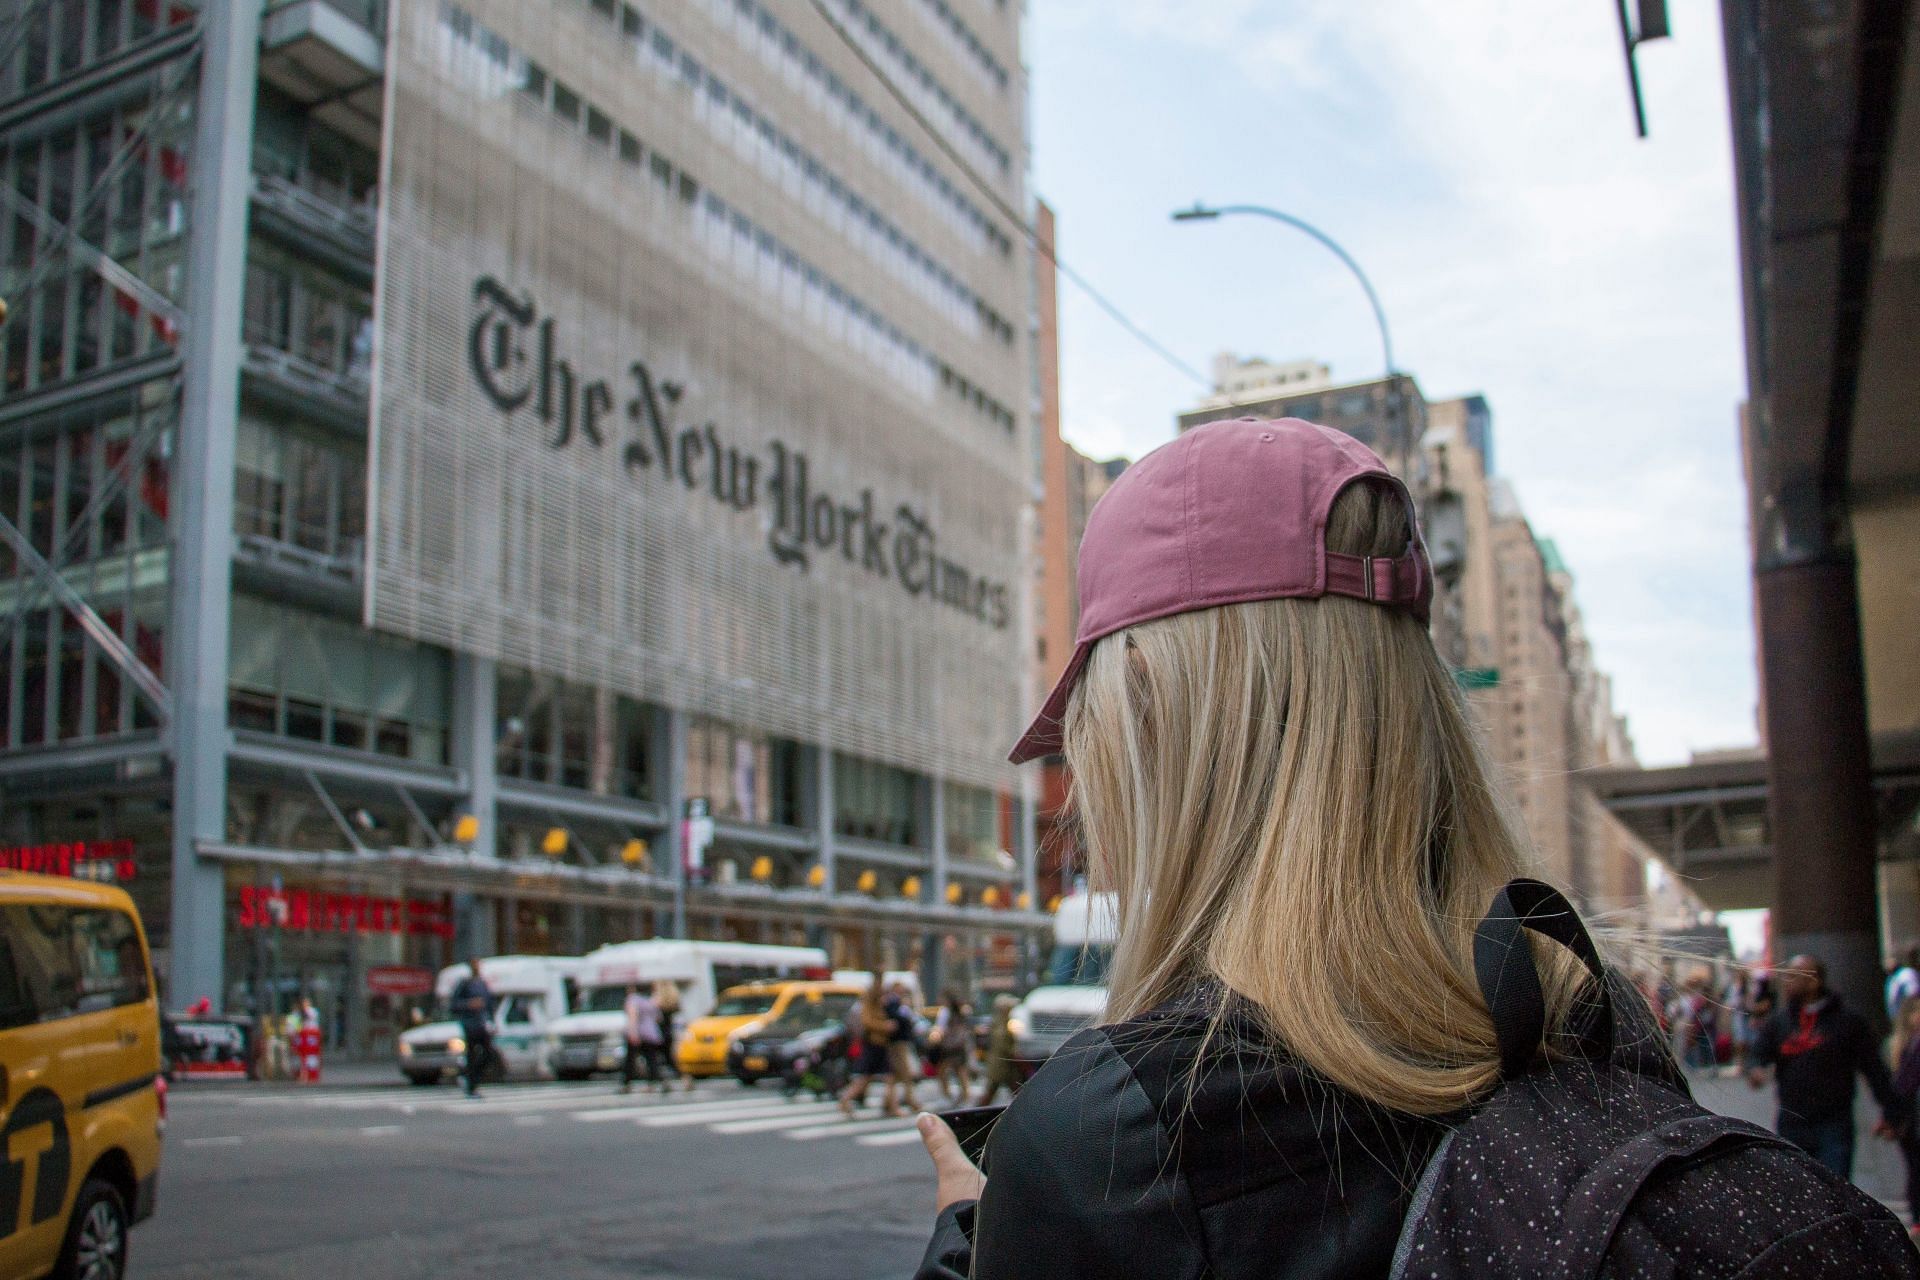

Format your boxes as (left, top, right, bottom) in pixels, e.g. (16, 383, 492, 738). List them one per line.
(237, 886, 454, 939)
(0, 839, 137, 883)
(365, 965, 436, 997)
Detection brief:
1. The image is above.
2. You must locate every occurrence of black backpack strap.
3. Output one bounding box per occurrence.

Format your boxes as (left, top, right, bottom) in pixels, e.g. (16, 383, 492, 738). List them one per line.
(1560, 1113, 1783, 1258)
(1475, 878, 1614, 1079)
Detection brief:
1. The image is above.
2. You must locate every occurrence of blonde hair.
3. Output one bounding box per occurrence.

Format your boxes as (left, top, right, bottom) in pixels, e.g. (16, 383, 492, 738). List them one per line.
(1064, 479, 1589, 1116)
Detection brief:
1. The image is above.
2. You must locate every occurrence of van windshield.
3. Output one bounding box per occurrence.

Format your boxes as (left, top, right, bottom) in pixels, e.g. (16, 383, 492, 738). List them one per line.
(710, 992, 780, 1018)
(1046, 944, 1113, 987)
(581, 987, 630, 1014)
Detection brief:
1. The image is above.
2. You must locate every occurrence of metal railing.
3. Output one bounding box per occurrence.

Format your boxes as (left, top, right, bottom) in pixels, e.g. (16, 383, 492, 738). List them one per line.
(242, 343, 370, 403)
(251, 172, 377, 247)
(234, 531, 363, 585)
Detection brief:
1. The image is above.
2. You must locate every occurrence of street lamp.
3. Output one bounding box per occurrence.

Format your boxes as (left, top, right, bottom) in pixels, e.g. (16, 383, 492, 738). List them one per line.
(1171, 203, 1394, 381)
(1171, 202, 1405, 466)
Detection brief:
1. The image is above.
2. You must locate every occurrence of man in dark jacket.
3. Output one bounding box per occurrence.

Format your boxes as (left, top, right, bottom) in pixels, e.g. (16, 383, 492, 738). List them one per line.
(1748, 952, 1903, 1177)
(449, 957, 494, 1098)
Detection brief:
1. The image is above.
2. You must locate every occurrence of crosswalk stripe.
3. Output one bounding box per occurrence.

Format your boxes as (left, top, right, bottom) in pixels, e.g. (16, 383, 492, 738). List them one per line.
(573, 1093, 793, 1123)
(171, 1079, 942, 1147)
(707, 1106, 852, 1135)
(233, 1082, 722, 1115)
(572, 1103, 687, 1123)
(639, 1100, 837, 1129)
(856, 1128, 926, 1147)
(782, 1114, 913, 1141)
(433, 1091, 653, 1114)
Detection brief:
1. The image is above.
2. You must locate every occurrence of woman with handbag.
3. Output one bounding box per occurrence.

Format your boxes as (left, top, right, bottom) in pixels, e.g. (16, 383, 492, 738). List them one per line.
(838, 973, 904, 1118)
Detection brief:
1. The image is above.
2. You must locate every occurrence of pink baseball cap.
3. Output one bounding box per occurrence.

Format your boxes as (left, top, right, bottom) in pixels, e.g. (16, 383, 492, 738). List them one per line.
(1011, 417, 1432, 763)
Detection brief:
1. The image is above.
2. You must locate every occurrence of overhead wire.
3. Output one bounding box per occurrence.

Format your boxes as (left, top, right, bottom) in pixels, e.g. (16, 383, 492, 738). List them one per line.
(804, 0, 1209, 388)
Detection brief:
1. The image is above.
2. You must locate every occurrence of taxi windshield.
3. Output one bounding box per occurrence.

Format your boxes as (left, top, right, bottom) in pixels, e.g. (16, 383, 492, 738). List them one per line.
(761, 1001, 843, 1036)
(710, 992, 780, 1018)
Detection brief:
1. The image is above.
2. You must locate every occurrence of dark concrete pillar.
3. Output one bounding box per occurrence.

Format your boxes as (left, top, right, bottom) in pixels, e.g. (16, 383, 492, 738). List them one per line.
(1759, 554, 1881, 1026)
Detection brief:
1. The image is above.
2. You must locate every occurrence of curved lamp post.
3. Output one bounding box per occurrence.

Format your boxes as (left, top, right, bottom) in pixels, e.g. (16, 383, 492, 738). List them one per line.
(1171, 203, 1395, 383)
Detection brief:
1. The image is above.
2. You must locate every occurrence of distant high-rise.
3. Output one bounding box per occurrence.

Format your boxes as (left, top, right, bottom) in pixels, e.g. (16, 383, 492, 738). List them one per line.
(1177, 350, 1426, 482)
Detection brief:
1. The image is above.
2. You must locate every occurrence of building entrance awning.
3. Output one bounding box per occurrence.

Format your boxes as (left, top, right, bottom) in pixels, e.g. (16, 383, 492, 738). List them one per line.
(195, 840, 1048, 931)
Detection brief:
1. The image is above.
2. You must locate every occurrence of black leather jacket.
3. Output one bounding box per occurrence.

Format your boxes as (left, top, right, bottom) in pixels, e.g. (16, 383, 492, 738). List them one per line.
(915, 989, 1441, 1279)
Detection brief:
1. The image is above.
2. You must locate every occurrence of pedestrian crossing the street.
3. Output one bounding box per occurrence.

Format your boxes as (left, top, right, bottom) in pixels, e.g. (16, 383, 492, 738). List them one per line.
(171, 1078, 937, 1148)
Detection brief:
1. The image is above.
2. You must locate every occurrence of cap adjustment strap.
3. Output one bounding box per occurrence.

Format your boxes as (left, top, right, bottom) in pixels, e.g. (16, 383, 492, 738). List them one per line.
(1325, 548, 1426, 611)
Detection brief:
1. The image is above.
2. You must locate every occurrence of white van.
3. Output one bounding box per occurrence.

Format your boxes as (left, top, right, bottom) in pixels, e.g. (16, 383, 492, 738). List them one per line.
(396, 955, 582, 1085)
(1007, 891, 1116, 1065)
(832, 968, 925, 1009)
(547, 940, 827, 1080)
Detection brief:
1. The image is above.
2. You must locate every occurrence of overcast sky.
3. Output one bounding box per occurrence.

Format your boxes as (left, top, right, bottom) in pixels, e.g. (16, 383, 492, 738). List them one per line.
(1026, 0, 1756, 766)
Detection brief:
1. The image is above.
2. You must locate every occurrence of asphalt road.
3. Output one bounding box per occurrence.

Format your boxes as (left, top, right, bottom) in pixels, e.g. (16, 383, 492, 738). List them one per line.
(141, 1075, 943, 1280)
(137, 1064, 1911, 1279)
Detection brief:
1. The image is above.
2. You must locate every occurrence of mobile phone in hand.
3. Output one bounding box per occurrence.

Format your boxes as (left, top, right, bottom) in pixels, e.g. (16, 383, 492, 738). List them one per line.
(938, 1104, 1007, 1174)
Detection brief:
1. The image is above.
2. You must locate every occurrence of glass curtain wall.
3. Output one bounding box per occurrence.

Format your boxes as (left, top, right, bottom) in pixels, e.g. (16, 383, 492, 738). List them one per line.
(0, 383, 172, 748)
(228, 594, 451, 763)
(834, 754, 920, 847)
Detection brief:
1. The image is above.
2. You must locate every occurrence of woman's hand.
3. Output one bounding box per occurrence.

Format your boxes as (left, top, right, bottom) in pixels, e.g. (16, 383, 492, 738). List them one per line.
(917, 1112, 986, 1214)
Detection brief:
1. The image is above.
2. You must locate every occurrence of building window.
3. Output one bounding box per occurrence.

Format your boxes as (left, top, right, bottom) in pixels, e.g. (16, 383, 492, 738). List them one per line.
(2, 84, 191, 396)
(496, 666, 654, 802)
(228, 596, 451, 764)
(0, 384, 173, 750)
(234, 413, 366, 564)
(685, 716, 799, 825)
(834, 755, 919, 847)
(0, 0, 194, 99)
(241, 243, 371, 383)
(943, 782, 1006, 864)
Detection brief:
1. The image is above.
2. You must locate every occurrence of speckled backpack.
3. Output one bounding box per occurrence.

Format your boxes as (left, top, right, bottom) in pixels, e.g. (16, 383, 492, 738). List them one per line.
(1390, 880, 1918, 1280)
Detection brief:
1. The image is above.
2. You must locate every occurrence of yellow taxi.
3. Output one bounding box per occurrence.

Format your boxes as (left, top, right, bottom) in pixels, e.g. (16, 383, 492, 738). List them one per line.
(676, 980, 865, 1078)
(1, 872, 163, 1280)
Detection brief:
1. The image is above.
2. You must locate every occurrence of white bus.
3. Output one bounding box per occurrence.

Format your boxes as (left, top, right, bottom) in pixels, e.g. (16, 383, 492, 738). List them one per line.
(546, 940, 827, 1080)
(396, 955, 583, 1085)
(1007, 891, 1117, 1066)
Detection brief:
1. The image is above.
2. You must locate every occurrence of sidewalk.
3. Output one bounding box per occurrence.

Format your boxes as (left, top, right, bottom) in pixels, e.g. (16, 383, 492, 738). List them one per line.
(1690, 1067, 1909, 1221)
(170, 1059, 406, 1093)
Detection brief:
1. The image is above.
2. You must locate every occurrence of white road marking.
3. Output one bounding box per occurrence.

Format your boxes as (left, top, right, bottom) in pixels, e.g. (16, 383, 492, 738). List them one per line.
(514, 1115, 546, 1127)
(183, 1135, 243, 1148)
(783, 1114, 914, 1140)
(707, 1106, 855, 1135)
(569, 1094, 746, 1123)
(637, 1100, 837, 1129)
(855, 1128, 926, 1147)
(359, 1125, 402, 1137)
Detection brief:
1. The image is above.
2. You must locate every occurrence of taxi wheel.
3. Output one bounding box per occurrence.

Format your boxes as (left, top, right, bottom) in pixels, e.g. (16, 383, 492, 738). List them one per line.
(54, 1178, 129, 1280)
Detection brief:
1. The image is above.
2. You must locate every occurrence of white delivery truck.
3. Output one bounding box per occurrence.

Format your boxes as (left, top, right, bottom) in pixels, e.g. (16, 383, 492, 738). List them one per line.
(1007, 890, 1117, 1067)
(396, 955, 582, 1086)
(546, 939, 827, 1080)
